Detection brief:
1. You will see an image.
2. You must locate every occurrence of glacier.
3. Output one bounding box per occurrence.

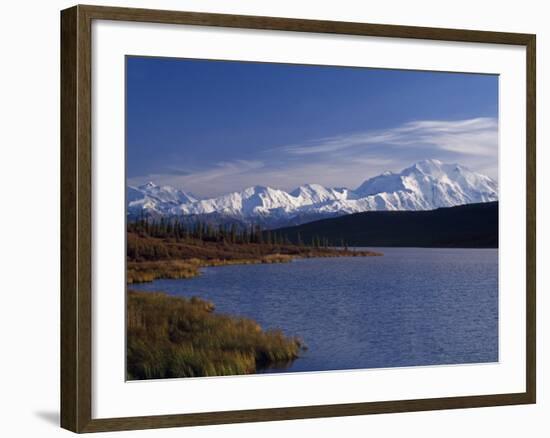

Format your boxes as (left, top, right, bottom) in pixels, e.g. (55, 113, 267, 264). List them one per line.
(127, 159, 498, 227)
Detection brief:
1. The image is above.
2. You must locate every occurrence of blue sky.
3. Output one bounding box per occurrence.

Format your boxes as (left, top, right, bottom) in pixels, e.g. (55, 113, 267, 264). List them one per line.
(127, 56, 498, 198)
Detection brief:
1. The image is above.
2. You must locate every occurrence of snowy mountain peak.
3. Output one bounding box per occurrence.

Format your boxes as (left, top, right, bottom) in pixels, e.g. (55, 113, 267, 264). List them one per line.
(139, 181, 157, 190)
(127, 182, 197, 216)
(127, 160, 498, 227)
(290, 183, 339, 203)
(406, 158, 447, 176)
(355, 160, 497, 211)
(418, 158, 443, 166)
(242, 185, 270, 196)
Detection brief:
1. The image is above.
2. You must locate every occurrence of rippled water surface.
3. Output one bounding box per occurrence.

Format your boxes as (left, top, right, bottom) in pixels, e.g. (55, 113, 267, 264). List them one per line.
(131, 248, 498, 373)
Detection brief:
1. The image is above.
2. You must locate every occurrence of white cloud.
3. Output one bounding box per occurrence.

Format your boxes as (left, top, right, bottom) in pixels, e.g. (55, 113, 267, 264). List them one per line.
(128, 160, 265, 197)
(130, 117, 498, 196)
(283, 117, 498, 158)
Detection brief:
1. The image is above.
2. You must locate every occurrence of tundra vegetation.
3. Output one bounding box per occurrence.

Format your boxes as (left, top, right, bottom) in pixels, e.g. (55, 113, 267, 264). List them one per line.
(127, 218, 381, 283)
(126, 218, 381, 379)
(127, 291, 303, 379)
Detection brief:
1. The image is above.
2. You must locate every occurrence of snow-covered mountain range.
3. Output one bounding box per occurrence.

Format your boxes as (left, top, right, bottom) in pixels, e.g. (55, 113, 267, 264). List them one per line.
(128, 159, 498, 228)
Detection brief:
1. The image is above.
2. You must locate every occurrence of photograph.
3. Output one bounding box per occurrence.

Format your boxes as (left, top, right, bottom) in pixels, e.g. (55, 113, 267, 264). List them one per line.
(0, 0, 541, 435)
(125, 56, 499, 381)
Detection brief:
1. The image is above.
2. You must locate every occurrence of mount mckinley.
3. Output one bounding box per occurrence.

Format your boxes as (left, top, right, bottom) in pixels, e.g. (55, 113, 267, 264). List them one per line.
(128, 159, 498, 229)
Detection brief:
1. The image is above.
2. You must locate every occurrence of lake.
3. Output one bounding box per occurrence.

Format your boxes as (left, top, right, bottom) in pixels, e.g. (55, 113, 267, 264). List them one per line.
(130, 247, 498, 373)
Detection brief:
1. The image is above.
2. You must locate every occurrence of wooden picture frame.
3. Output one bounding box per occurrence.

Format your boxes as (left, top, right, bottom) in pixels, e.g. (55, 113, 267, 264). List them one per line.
(61, 4, 536, 433)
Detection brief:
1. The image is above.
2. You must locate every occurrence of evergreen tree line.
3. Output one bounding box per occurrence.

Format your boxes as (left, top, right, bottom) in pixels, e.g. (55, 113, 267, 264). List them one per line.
(128, 215, 345, 249)
(129, 215, 263, 244)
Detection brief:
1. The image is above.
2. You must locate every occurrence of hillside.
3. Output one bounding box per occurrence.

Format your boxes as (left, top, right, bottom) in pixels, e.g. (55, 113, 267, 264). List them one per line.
(270, 202, 498, 248)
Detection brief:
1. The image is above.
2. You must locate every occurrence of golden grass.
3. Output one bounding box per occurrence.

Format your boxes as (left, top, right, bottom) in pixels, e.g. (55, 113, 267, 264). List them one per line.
(125, 233, 381, 378)
(127, 291, 303, 379)
(127, 232, 382, 284)
(127, 259, 202, 284)
(127, 254, 297, 284)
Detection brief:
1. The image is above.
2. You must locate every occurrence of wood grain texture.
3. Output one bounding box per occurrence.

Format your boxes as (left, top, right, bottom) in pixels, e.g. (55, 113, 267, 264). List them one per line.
(61, 5, 93, 432)
(525, 34, 536, 404)
(60, 5, 78, 432)
(60, 4, 536, 433)
(78, 4, 534, 44)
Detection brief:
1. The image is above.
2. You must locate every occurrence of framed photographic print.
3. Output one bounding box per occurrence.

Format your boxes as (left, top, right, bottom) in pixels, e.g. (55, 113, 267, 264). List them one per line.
(60, 4, 536, 433)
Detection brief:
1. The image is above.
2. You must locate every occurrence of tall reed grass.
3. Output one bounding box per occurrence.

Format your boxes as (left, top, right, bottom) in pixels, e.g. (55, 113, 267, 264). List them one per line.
(127, 291, 303, 379)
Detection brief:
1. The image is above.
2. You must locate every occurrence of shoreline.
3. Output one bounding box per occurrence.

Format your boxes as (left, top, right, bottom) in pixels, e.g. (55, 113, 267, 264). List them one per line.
(127, 290, 305, 379)
(127, 235, 382, 284)
(125, 233, 381, 378)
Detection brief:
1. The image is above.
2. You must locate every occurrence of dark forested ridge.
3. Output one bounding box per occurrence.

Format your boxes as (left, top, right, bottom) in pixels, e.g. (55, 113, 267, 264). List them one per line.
(270, 202, 498, 248)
